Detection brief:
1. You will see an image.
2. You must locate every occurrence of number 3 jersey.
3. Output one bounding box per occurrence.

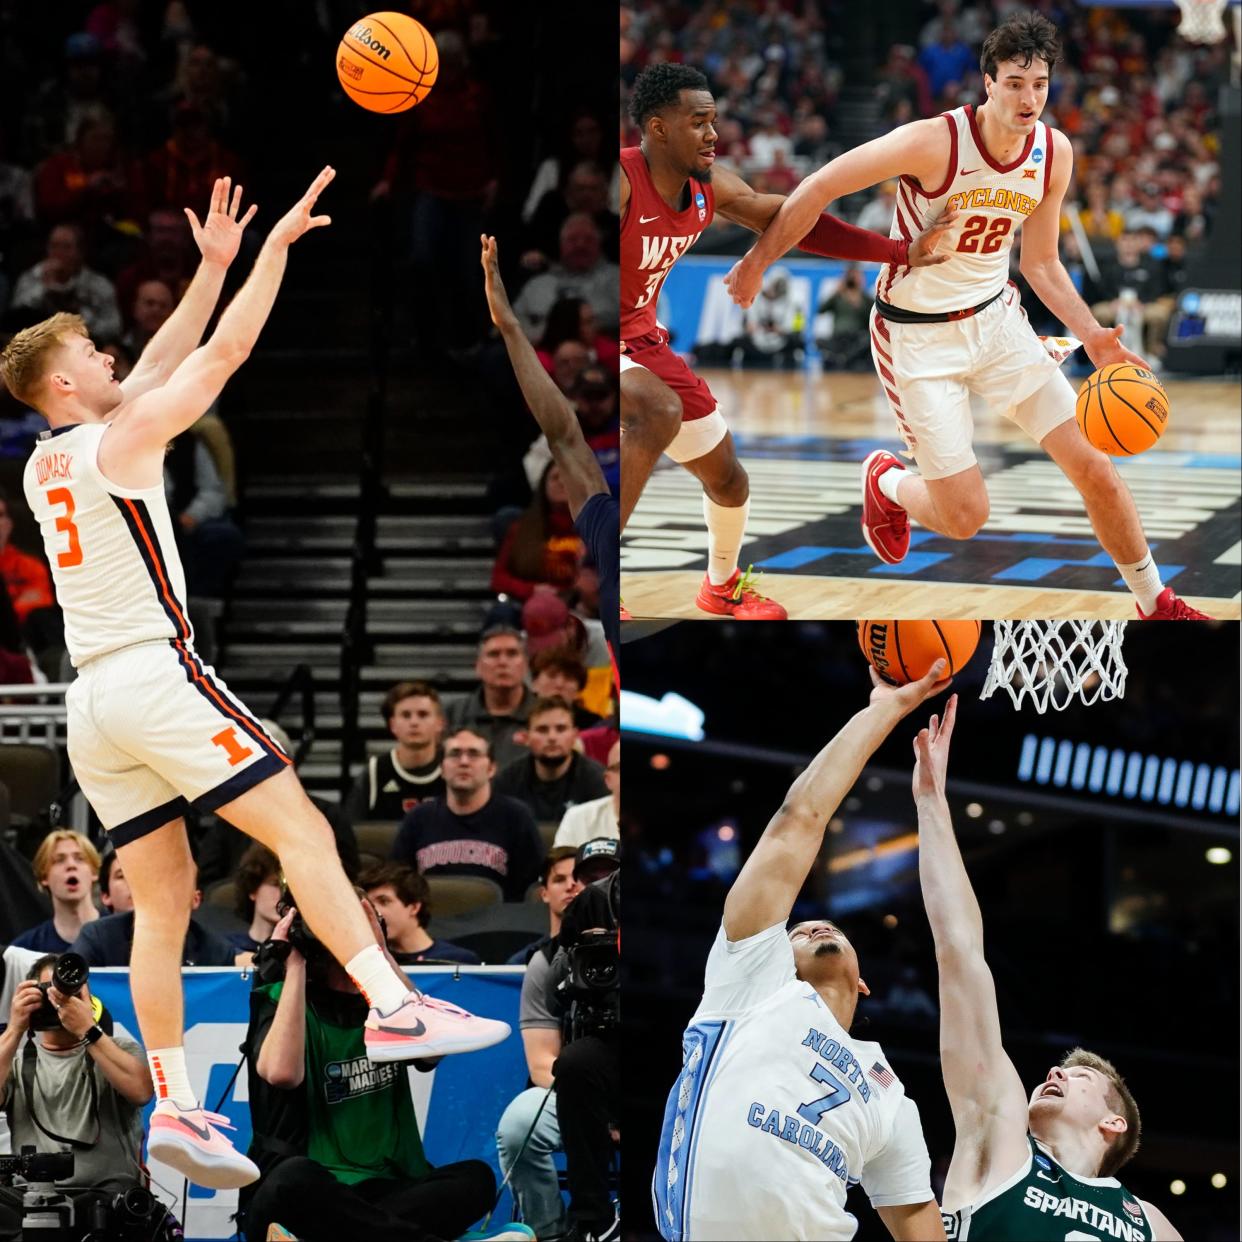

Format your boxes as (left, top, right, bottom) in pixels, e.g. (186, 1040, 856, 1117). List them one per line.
(653, 921, 934, 1241)
(878, 104, 1054, 314)
(24, 421, 192, 667)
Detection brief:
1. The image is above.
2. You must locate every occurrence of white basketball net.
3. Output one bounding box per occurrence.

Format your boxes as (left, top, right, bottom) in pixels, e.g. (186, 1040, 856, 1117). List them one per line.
(981, 621, 1128, 714)
(1174, 0, 1229, 43)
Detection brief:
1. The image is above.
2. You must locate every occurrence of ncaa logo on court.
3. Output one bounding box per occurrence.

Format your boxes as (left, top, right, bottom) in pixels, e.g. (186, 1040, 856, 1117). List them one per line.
(1032, 149, 1043, 163)
(696, 191, 706, 221)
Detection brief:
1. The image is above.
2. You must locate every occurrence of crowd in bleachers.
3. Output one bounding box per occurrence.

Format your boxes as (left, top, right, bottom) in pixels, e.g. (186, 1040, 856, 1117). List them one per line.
(621, 0, 1232, 369)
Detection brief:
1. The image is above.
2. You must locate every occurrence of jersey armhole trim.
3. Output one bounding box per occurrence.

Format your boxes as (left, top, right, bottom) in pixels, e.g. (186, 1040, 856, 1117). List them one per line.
(903, 113, 958, 201)
(1043, 123, 1055, 196)
(88, 423, 167, 500)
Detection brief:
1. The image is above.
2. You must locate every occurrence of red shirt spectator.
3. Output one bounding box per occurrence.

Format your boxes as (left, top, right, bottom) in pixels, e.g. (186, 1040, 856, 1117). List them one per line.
(491, 464, 583, 601)
(0, 493, 54, 623)
(143, 103, 241, 213)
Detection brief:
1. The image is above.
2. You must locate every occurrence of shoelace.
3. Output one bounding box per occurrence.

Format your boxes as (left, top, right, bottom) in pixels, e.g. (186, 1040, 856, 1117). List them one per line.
(1169, 596, 1206, 619)
(392, 989, 474, 1020)
(727, 564, 768, 602)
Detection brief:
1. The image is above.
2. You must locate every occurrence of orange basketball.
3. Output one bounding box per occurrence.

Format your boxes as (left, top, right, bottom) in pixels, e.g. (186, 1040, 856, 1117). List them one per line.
(1074, 363, 1169, 456)
(337, 12, 438, 114)
(857, 620, 981, 687)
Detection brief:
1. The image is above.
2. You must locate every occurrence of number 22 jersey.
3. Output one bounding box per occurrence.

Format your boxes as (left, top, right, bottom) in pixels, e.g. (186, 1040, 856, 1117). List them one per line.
(653, 921, 935, 1240)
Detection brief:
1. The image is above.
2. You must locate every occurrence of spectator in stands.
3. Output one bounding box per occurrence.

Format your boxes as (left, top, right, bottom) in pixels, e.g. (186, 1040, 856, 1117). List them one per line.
(1074, 179, 1126, 242)
(444, 627, 537, 770)
(391, 727, 543, 901)
(115, 207, 196, 318)
(1088, 231, 1173, 357)
(525, 161, 619, 270)
(121, 277, 175, 357)
(522, 108, 617, 226)
(1125, 181, 1174, 238)
(11, 831, 101, 953)
(228, 842, 282, 954)
(70, 858, 245, 966)
(161, 42, 243, 147)
(522, 596, 612, 723)
(164, 429, 244, 600)
(1171, 183, 1209, 244)
(491, 462, 583, 602)
(0, 952, 153, 1204)
(23, 33, 115, 165)
(734, 268, 803, 369)
(0, 585, 35, 686)
(855, 181, 897, 235)
(10, 222, 121, 342)
(359, 862, 481, 966)
(241, 894, 502, 1242)
(0, 122, 36, 295)
(569, 365, 620, 496)
(875, 44, 932, 120)
(508, 846, 580, 965)
(918, 20, 975, 106)
(535, 296, 619, 376)
(530, 649, 601, 730)
(346, 680, 446, 823)
(513, 213, 620, 341)
(98, 849, 134, 914)
(0, 486, 55, 633)
(814, 266, 873, 371)
(554, 741, 619, 850)
(919, 0, 988, 51)
(143, 100, 241, 214)
(494, 697, 608, 825)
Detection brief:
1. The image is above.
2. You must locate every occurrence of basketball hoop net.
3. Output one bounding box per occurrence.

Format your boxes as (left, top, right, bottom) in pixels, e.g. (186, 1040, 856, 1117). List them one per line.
(981, 621, 1128, 714)
(1173, 0, 1229, 43)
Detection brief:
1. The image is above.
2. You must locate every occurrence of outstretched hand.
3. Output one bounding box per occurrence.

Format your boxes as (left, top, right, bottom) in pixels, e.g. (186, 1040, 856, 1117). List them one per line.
(267, 165, 335, 250)
(1084, 323, 1151, 371)
(868, 659, 952, 714)
(186, 176, 258, 267)
(724, 255, 765, 308)
(480, 234, 518, 331)
(907, 209, 960, 268)
(912, 692, 958, 802)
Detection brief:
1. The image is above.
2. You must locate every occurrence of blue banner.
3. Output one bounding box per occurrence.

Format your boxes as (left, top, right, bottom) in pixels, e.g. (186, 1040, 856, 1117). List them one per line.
(89, 966, 527, 1241)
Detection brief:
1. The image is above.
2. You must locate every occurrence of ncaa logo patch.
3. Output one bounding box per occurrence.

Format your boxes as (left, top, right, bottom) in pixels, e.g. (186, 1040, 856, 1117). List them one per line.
(696, 191, 706, 221)
(1034, 1154, 1052, 1171)
(1032, 148, 1044, 163)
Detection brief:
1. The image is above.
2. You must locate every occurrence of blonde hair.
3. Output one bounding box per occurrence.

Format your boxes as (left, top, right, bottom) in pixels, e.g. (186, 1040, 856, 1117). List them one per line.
(0, 312, 88, 409)
(32, 829, 101, 887)
(1061, 1047, 1141, 1176)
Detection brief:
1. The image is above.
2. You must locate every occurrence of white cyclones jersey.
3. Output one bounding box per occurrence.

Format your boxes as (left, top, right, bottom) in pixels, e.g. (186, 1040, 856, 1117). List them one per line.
(24, 422, 193, 667)
(879, 104, 1054, 314)
(653, 922, 933, 1240)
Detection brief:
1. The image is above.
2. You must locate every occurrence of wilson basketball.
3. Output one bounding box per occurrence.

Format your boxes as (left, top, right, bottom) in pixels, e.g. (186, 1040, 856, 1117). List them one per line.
(1075, 364, 1169, 456)
(857, 620, 982, 686)
(337, 12, 438, 114)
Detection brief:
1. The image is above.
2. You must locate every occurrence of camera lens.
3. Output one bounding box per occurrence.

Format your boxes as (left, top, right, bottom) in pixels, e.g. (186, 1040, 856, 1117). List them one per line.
(118, 1186, 154, 1218)
(52, 952, 88, 995)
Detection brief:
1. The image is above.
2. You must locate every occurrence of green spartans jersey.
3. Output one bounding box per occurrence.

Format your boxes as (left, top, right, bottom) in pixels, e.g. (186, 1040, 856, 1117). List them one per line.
(943, 1136, 1153, 1241)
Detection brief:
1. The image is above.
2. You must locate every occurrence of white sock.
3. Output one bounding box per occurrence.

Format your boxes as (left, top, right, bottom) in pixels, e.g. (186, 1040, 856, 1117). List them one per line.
(878, 464, 909, 506)
(346, 944, 409, 1015)
(1116, 551, 1164, 614)
(703, 495, 749, 585)
(148, 1047, 197, 1109)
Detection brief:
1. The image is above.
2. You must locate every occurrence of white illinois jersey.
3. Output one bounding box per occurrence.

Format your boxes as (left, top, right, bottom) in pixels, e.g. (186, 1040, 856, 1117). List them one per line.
(24, 421, 192, 667)
(879, 104, 1054, 313)
(653, 922, 934, 1241)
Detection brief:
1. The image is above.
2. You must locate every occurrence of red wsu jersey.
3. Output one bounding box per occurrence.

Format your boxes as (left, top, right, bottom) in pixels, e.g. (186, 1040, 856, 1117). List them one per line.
(620, 146, 715, 341)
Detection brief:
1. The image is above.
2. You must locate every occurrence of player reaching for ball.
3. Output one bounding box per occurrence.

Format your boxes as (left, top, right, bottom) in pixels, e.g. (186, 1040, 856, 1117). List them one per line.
(653, 660, 952, 1242)
(726, 12, 1208, 621)
(622, 63, 957, 621)
(910, 695, 1183, 1240)
(0, 169, 510, 1192)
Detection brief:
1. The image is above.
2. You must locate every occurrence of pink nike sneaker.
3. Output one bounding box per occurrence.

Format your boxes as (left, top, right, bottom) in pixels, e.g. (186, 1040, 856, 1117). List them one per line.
(861, 449, 910, 564)
(364, 990, 511, 1063)
(147, 1099, 259, 1189)
(1136, 588, 1211, 620)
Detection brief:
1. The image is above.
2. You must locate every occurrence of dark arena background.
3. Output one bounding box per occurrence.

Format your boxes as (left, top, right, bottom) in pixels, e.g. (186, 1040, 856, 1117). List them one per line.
(622, 620, 1239, 1241)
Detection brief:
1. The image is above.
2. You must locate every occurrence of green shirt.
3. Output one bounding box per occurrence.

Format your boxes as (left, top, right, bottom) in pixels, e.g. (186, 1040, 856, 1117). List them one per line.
(944, 1136, 1152, 1241)
(250, 981, 430, 1186)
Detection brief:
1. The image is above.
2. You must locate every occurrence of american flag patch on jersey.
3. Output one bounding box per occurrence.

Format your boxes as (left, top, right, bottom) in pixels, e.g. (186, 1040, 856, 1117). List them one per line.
(868, 1062, 894, 1088)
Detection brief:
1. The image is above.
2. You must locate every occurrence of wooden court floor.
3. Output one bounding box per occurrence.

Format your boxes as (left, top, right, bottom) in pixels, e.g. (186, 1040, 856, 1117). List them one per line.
(622, 370, 1242, 621)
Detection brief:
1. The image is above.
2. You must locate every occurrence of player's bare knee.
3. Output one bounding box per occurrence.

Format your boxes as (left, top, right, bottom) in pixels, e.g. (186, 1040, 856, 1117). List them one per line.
(1078, 449, 1120, 498)
(942, 498, 989, 539)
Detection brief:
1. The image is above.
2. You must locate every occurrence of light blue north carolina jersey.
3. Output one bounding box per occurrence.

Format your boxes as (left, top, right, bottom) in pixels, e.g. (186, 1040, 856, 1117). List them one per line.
(653, 922, 934, 1241)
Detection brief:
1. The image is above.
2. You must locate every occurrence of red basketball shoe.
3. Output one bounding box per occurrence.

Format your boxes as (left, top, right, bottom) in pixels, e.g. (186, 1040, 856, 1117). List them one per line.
(1135, 588, 1211, 620)
(620, 601, 633, 621)
(695, 567, 788, 619)
(861, 450, 910, 565)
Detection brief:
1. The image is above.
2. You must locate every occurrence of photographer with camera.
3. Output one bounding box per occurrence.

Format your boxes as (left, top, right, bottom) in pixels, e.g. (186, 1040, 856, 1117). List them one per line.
(0, 952, 156, 1234)
(242, 889, 529, 1242)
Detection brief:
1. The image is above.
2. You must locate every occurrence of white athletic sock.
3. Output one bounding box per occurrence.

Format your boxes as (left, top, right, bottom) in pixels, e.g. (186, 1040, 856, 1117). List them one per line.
(148, 1047, 197, 1109)
(346, 944, 409, 1015)
(1116, 551, 1165, 615)
(703, 495, 749, 585)
(877, 464, 909, 506)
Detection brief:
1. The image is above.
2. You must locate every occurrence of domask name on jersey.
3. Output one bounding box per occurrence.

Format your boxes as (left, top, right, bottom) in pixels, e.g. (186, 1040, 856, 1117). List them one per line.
(1018, 1185, 1148, 1241)
(34, 451, 73, 485)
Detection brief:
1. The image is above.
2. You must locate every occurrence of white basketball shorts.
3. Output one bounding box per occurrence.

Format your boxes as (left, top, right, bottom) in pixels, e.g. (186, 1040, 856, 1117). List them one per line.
(66, 638, 291, 844)
(869, 283, 1076, 480)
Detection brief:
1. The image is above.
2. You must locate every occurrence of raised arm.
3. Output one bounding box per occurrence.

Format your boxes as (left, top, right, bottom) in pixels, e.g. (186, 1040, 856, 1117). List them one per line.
(120, 177, 258, 402)
(726, 117, 951, 308)
(253, 908, 306, 1089)
(480, 234, 607, 520)
(101, 166, 335, 481)
(912, 697, 1029, 1197)
(723, 661, 949, 942)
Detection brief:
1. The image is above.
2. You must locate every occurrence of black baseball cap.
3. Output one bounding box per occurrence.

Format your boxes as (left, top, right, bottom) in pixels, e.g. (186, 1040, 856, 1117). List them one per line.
(575, 837, 620, 882)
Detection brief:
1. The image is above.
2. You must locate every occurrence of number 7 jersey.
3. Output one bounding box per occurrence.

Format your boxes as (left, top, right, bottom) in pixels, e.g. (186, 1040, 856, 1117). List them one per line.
(24, 421, 193, 668)
(653, 922, 934, 1241)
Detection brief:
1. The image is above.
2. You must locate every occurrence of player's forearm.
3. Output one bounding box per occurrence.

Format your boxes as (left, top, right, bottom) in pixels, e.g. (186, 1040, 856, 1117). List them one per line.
(1021, 259, 1100, 340)
(89, 1036, 154, 1105)
(0, 1025, 21, 1091)
(744, 178, 834, 270)
(497, 319, 579, 447)
(138, 259, 228, 378)
(256, 963, 306, 1086)
(916, 793, 984, 954)
(797, 212, 906, 267)
(208, 240, 290, 360)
